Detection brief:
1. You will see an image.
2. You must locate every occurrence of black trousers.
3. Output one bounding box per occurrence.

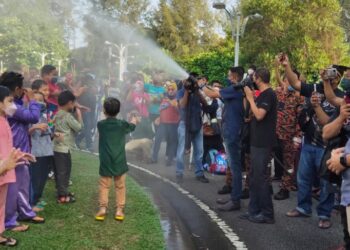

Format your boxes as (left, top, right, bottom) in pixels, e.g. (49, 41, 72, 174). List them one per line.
(29, 156, 53, 205)
(273, 139, 284, 178)
(53, 152, 72, 197)
(248, 146, 274, 219)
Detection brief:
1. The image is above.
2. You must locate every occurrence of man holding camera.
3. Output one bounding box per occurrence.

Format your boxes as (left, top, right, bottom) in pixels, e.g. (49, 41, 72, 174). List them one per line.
(176, 76, 209, 183)
(239, 68, 277, 224)
(279, 54, 342, 229)
(203, 66, 245, 211)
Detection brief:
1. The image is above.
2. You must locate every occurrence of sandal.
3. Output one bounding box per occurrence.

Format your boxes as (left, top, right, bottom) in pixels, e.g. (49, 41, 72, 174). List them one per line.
(57, 196, 76, 204)
(0, 237, 17, 247)
(115, 209, 125, 222)
(8, 224, 29, 232)
(29, 216, 45, 224)
(20, 216, 45, 224)
(33, 205, 44, 212)
(95, 208, 107, 222)
(286, 209, 310, 218)
(318, 219, 332, 229)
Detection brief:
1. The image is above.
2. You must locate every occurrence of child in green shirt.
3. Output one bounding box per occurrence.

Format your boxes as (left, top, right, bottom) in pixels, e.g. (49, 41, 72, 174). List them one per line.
(95, 97, 138, 221)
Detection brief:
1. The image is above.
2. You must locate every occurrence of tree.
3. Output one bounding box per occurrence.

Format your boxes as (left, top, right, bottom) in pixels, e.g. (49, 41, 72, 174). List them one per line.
(179, 41, 235, 84)
(151, 0, 219, 58)
(240, 0, 350, 76)
(0, 0, 70, 69)
(91, 0, 150, 25)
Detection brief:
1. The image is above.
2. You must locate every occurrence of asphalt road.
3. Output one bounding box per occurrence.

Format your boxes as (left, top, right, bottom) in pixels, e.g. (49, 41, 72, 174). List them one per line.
(127, 151, 343, 250)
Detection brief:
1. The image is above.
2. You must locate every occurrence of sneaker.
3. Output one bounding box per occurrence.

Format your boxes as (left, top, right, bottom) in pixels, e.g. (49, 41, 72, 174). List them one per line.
(239, 212, 251, 220)
(241, 188, 250, 199)
(248, 214, 275, 224)
(176, 175, 183, 183)
(218, 185, 232, 195)
(217, 200, 240, 212)
(196, 175, 209, 183)
(274, 188, 290, 200)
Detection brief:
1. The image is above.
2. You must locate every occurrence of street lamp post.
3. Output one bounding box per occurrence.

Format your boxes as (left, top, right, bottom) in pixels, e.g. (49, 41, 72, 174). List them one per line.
(55, 58, 68, 76)
(105, 41, 138, 81)
(33, 51, 54, 67)
(213, 2, 263, 66)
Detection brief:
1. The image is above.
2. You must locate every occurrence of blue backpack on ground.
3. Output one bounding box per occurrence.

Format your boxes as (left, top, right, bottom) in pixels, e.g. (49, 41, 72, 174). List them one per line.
(203, 149, 228, 175)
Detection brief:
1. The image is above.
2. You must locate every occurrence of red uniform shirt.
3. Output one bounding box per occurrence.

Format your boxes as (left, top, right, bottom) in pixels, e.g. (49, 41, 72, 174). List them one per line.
(159, 98, 180, 124)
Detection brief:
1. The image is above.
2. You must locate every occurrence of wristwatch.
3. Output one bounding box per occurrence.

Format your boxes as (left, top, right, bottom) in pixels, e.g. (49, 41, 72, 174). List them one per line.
(340, 155, 349, 168)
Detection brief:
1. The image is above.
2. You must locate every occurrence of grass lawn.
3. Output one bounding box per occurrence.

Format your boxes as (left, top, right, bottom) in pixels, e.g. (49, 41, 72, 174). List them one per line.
(6, 151, 165, 250)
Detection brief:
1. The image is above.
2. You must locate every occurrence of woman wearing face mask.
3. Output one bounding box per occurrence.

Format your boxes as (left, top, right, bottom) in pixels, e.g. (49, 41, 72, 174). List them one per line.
(127, 80, 150, 118)
(0, 86, 27, 246)
(0, 72, 44, 232)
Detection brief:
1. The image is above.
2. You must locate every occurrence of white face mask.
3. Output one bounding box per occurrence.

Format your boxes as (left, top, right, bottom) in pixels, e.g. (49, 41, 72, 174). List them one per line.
(248, 69, 254, 76)
(4, 103, 17, 117)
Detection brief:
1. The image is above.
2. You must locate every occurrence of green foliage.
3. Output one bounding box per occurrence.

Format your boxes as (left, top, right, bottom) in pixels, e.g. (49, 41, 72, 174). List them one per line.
(0, 0, 70, 69)
(92, 0, 150, 25)
(179, 41, 235, 84)
(151, 0, 219, 58)
(240, 0, 350, 75)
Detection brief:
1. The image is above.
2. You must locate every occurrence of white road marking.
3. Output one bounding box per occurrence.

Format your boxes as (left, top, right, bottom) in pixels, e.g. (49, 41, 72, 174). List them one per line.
(80, 150, 247, 249)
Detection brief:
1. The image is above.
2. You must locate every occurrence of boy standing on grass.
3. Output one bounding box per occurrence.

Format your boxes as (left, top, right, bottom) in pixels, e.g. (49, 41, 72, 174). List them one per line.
(28, 87, 53, 211)
(53, 90, 83, 204)
(95, 97, 138, 222)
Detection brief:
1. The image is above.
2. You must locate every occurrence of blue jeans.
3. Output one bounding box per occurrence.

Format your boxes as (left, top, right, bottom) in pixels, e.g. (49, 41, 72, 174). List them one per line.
(296, 143, 334, 219)
(176, 121, 204, 177)
(224, 138, 242, 202)
(152, 123, 179, 162)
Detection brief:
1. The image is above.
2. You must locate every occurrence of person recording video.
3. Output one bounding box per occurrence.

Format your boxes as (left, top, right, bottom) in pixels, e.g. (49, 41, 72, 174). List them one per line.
(279, 53, 342, 229)
(239, 68, 277, 224)
(175, 74, 209, 183)
(203, 66, 245, 211)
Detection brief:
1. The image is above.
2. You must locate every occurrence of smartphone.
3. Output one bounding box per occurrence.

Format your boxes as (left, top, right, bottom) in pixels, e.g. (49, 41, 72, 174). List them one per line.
(345, 91, 350, 104)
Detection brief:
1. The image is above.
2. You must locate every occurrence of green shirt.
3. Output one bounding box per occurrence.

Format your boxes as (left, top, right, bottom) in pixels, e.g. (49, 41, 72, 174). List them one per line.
(98, 118, 136, 176)
(53, 110, 83, 153)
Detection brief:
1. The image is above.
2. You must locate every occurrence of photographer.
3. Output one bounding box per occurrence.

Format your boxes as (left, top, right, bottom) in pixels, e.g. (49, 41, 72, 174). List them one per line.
(323, 68, 350, 248)
(279, 54, 341, 229)
(176, 75, 209, 183)
(203, 66, 245, 211)
(239, 68, 277, 224)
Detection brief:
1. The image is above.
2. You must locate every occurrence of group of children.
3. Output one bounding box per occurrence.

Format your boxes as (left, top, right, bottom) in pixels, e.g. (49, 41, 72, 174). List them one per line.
(0, 66, 146, 246)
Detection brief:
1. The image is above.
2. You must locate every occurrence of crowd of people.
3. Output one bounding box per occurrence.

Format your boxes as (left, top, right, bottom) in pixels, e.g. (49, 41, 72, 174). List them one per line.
(0, 52, 350, 249)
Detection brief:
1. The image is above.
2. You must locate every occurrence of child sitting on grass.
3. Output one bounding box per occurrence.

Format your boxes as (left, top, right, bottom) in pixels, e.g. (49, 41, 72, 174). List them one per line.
(95, 97, 138, 222)
(53, 90, 83, 204)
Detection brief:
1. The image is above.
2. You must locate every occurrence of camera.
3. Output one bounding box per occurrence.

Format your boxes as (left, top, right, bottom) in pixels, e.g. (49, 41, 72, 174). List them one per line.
(234, 76, 257, 90)
(183, 75, 199, 93)
(324, 67, 338, 80)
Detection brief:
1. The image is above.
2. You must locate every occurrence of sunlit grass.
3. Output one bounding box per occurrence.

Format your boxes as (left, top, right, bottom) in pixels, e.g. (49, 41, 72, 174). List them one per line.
(6, 151, 165, 250)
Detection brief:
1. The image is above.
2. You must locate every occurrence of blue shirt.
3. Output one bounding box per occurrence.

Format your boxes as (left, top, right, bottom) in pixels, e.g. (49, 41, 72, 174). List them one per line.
(219, 85, 244, 141)
(144, 83, 165, 115)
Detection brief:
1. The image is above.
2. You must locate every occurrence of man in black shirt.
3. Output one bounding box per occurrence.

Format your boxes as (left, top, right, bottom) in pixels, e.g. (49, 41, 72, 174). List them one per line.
(279, 54, 341, 229)
(239, 68, 277, 224)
